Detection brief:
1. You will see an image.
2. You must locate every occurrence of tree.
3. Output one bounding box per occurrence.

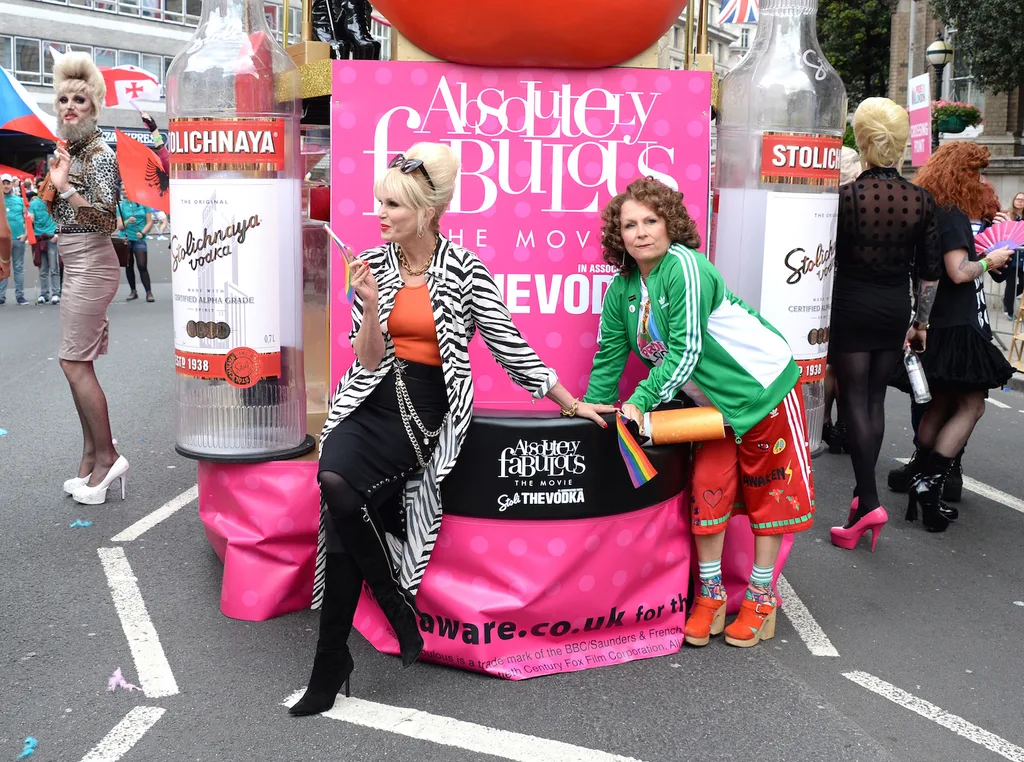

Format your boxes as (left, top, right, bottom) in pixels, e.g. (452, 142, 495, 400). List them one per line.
(930, 0, 1024, 94)
(817, 0, 895, 108)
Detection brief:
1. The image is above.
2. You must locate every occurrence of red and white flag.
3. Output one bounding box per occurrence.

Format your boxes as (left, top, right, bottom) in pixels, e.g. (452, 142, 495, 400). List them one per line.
(99, 65, 161, 108)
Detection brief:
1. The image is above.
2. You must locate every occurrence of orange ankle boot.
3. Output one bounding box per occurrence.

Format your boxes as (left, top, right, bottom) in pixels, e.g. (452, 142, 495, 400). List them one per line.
(684, 596, 727, 646)
(723, 597, 776, 647)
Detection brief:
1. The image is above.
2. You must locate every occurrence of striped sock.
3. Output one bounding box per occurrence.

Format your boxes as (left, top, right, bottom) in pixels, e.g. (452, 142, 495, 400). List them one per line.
(698, 559, 725, 600)
(746, 563, 775, 604)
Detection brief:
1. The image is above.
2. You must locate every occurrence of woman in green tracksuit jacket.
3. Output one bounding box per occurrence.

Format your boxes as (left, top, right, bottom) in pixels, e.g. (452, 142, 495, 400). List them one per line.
(584, 178, 815, 650)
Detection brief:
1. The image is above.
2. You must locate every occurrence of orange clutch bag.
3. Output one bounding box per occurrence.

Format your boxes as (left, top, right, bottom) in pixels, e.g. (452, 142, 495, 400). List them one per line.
(643, 407, 726, 445)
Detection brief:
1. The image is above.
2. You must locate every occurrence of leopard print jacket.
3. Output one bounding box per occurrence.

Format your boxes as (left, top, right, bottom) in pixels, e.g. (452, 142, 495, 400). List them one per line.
(53, 129, 121, 235)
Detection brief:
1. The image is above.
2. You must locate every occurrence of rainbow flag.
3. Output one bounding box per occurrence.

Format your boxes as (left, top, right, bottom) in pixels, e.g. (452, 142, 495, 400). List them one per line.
(616, 413, 658, 488)
(323, 223, 356, 301)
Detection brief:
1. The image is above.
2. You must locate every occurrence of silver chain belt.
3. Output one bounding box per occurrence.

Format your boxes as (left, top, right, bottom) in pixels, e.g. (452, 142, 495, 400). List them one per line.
(393, 359, 446, 468)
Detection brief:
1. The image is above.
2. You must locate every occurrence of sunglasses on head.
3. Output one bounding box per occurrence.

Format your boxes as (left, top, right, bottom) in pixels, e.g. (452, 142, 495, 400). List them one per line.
(388, 154, 435, 190)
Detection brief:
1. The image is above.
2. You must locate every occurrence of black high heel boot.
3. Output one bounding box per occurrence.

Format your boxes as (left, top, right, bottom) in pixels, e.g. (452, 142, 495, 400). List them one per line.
(289, 553, 361, 716)
(906, 453, 952, 533)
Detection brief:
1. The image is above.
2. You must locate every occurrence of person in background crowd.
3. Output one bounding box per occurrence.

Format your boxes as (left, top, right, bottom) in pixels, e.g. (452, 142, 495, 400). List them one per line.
(889, 143, 1014, 532)
(117, 185, 154, 302)
(1, 174, 29, 305)
(1002, 191, 1023, 319)
(48, 52, 128, 506)
(289, 142, 613, 717)
(584, 178, 815, 651)
(28, 182, 61, 304)
(827, 99, 943, 551)
(822, 145, 863, 455)
(0, 192, 11, 285)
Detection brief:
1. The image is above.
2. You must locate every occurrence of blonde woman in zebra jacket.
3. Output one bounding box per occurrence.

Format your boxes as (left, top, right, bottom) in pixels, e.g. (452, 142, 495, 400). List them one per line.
(290, 143, 614, 717)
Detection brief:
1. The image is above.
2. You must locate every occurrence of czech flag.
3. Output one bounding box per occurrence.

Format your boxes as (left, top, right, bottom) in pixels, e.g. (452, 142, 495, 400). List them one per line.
(0, 67, 58, 142)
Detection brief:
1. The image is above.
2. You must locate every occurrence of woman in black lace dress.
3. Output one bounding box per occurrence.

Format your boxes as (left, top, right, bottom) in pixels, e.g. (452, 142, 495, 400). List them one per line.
(828, 98, 944, 550)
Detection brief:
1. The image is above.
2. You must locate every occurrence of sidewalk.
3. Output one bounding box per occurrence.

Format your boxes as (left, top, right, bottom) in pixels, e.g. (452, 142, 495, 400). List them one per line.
(985, 275, 1024, 393)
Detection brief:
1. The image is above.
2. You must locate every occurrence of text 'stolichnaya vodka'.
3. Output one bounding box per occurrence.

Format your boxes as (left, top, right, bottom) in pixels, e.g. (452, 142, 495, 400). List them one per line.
(712, 0, 847, 453)
(166, 0, 307, 459)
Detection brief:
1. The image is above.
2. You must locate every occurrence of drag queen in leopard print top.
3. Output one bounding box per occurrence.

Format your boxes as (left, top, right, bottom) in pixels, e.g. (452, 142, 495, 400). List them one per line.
(47, 52, 129, 507)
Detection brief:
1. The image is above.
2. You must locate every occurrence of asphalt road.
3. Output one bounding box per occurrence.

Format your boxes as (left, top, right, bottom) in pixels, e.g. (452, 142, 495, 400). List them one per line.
(2, 246, 1023, 762)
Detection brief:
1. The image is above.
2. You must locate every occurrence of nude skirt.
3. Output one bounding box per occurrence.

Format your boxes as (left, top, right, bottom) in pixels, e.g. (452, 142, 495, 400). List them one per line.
(58, 232, 120, 361)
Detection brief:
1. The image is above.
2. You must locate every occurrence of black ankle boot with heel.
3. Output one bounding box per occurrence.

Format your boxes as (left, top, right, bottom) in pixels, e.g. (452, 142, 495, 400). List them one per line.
(289, 553, 362, 717)
(905, 453, 952, 533)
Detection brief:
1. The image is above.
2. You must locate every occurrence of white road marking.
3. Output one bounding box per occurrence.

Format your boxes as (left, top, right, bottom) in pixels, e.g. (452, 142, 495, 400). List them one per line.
(282, 691, 647, 762)
(111, 485, 198, 542)
(776, 575, 840, 657)
(844, 671, 1024, 762)
(986, 398, 1011, 409)
(896, 459, 1024, 515)
(97, 548, 179, 698)
(78, 707, 165, 762)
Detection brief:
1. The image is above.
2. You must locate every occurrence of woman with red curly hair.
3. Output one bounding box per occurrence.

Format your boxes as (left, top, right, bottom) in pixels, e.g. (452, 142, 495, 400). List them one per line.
(584, 178, 814, 650)
(890, 143, 1014, 531)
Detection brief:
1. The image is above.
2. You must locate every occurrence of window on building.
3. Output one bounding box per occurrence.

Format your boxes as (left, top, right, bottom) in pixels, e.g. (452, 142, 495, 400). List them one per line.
(945, 29, 984, 112)
(741, 28, 750, 48)
(185, 0, 202, 23)
(370, 17, 391, 60)
(163, 56, 175, 81)
(142, 54, 163, 80)
(69, 0, 93, 9)
(288, 7, 301, 44)
(94, 47, 117, 68)
(164, 0, 184, 23)
(0, 36, 12, 71)
(119, 50, 140, 67)
(15, 38, 41, 84)
(264, 3, 279, 32)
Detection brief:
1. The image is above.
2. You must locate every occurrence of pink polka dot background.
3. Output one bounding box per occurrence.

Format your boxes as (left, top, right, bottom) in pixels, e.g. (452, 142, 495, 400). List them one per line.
(330, 63, 711, 412)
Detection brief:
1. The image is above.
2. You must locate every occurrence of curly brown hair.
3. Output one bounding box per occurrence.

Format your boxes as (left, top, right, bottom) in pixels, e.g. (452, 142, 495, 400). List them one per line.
(913, 142, 1000, 222)
(601, 178, 701, 275)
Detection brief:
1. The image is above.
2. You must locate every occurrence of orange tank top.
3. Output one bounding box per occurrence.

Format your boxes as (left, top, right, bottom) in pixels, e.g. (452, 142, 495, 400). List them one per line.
(389, 283, 442, 367)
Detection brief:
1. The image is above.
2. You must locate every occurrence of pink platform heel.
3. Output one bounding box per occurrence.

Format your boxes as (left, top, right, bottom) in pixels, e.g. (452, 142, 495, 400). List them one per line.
(830, 506, 888, 552)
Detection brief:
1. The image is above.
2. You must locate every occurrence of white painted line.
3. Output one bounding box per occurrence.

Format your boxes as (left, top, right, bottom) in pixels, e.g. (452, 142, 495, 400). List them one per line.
(896, 459, 1024, 515)
(282, 691, 647, 762)
(78, 707, 165, 762)
(776, 575, 840, 657)
(844, 671, 1024, 762)
(111, 485, 198, 542)
(986, 398, 1011, 409)
(97, 548, 179, 698)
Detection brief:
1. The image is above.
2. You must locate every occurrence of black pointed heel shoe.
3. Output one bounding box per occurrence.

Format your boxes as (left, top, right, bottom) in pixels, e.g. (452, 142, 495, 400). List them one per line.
(289, 648, 354, 716)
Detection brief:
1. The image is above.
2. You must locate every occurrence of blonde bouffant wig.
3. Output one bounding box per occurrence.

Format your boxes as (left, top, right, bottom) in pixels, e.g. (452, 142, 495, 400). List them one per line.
(853, 97, 909, 173)
(52, 52, 107, 115)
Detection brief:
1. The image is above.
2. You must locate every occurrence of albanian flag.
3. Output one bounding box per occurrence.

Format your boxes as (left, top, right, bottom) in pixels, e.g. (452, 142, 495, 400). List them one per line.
(115, 129, 169, 214)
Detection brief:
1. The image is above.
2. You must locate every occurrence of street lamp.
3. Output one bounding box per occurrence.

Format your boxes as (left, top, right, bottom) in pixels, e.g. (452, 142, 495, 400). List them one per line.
(926, 32, 954, 150)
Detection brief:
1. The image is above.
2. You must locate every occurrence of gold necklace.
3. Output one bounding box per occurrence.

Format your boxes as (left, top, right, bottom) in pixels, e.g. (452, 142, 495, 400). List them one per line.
(397, 238, 435, 277)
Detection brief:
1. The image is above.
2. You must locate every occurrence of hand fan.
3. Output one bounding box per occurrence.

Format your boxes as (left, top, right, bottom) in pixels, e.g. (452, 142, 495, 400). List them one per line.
(975, 220, 1024, 254)
(323, 223, 357, 301)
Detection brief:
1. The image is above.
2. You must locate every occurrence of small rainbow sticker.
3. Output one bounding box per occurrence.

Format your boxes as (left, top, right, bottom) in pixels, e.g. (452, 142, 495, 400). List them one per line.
(616, 413, 658, 488)
(323, 223, 356, 301)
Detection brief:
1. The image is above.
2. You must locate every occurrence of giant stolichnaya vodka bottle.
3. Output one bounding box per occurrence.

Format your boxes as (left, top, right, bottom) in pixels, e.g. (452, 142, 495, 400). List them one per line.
(166, 0, 308, 459)
(712, 0, 847, 453)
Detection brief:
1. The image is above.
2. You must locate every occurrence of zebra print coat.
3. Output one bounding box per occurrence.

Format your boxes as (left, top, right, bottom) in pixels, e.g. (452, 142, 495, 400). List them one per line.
(313, 236, 558, 606)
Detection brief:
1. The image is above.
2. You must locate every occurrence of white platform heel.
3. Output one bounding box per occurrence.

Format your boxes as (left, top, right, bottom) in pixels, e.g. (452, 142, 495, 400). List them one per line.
(64, 475, 91, 495)
(72, 456, 129, 505)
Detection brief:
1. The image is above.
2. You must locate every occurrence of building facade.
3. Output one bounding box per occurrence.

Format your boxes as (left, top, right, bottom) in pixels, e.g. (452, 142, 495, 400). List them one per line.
(658, 0, 750, 76)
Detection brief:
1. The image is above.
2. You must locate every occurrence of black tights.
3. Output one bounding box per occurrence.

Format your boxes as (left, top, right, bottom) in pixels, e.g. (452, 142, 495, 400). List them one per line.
(832, 349, 903, 521)
(917, 390, 986, 460)
(125, 248, 152, 293)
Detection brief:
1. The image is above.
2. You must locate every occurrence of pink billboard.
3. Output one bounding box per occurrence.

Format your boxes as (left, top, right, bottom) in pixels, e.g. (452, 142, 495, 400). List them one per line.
(908, 73, 932, 167)
(330, 61, 712, 410)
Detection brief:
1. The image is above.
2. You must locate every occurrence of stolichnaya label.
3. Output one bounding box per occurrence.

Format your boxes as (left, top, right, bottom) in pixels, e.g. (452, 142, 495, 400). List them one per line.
(169, 118, 285, 169)
(760, 132, 842, 186)
(170, 177, 294, 386)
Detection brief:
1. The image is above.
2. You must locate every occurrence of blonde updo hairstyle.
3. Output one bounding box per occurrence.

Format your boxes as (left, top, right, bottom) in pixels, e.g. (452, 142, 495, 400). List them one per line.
(839, 147, 860, 185)
(853, 97, 909, 173)
(52, 52, 107, 116)
(373, 142, 461, 236)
